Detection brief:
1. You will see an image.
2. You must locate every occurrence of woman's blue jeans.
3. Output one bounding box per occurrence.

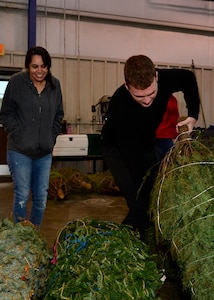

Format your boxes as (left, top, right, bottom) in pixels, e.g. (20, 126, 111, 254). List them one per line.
(7, 150, 52, 229)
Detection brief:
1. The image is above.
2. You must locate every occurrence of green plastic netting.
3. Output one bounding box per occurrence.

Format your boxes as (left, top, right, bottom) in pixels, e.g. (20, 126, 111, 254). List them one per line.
(44, 219, 163, 300)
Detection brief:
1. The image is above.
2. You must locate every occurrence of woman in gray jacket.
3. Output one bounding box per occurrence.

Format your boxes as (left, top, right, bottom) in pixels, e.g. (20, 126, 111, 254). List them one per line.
(0, 46, 64, 229)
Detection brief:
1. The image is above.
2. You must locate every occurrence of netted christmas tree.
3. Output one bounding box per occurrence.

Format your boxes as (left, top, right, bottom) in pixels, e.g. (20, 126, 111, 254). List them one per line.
(150, 128, 214, 299)
(44, 219, 162, 299)
(0, 219, 51, 299)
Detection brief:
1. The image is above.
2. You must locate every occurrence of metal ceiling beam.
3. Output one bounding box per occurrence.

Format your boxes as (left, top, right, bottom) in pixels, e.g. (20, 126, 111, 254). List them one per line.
(1, 1, 214, 36)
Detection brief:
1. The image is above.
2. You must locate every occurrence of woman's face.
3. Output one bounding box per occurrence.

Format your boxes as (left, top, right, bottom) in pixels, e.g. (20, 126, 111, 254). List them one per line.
(28, 54, 48, 84)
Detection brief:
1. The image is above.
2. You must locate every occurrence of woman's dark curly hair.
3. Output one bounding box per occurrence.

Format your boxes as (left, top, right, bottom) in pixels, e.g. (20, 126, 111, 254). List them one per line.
(25, 46, 56, 89)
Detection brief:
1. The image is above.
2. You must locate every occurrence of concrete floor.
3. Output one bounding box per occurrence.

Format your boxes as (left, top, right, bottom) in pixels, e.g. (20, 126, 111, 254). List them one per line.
(0, 180, 191, 300)
(0, 181, 128, 248)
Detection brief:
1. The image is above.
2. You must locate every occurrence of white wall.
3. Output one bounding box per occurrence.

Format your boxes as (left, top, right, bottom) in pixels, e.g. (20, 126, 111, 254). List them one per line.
(0, 0, 214, 129)
(1, 0, 214, 65)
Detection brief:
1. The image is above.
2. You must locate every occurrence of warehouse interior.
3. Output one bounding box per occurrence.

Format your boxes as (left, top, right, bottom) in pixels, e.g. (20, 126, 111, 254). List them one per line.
(0, 1, 214, 299)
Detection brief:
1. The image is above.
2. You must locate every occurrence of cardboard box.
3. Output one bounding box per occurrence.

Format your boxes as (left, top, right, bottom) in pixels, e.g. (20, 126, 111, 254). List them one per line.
(53, 134, 88, 156)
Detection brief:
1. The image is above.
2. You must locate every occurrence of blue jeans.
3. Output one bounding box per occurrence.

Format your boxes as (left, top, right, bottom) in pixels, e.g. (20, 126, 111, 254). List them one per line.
(7, 150, 52, 229)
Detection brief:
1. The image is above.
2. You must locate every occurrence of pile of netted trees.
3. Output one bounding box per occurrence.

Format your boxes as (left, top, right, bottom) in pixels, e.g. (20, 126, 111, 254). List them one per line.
(150, 128, 214, 299)
(48, 168, 120, 200)
(0, 218, 163, 299)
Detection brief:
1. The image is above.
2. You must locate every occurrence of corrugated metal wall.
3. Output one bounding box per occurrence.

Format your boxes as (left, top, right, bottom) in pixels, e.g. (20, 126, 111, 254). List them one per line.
(1, 51, 213, 132)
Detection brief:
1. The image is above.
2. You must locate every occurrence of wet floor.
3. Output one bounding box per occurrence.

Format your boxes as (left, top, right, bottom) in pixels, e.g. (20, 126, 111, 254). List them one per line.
(0, 180, 191, 299)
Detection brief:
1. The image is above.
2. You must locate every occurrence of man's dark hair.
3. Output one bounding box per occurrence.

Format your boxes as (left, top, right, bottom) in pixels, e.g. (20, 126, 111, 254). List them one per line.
(124, 55, 156, 89)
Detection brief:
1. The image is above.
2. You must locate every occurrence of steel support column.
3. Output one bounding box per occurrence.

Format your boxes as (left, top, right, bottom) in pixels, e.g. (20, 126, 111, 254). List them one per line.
(28, 0, 36, 49)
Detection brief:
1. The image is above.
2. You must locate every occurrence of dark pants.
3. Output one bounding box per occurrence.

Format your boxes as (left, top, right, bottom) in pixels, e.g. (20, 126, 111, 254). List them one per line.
(156, 138, 174, 161)
(102, 144, 158, 239)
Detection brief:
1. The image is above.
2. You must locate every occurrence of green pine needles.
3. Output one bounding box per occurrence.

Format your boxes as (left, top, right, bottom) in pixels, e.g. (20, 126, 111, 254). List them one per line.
(150, 133, 214, 299)
(44, 219, 162, 299)
(0, 219, 50, 300)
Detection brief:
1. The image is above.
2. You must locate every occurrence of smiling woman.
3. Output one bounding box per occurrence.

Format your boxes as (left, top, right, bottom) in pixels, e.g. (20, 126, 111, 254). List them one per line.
(0, 46, 64, 229)
(25, 46, 51, 94)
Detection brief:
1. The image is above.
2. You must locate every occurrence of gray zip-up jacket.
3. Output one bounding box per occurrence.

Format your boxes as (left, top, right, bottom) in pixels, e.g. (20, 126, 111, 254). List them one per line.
(0, 71, 64, 158)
